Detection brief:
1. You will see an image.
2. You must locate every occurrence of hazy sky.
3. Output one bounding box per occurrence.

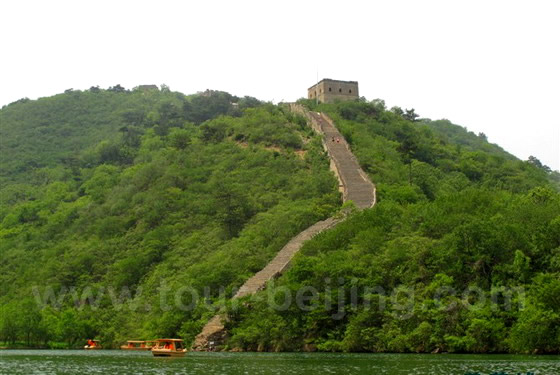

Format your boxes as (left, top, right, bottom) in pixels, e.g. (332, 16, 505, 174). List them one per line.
(2, 0, 558, 170)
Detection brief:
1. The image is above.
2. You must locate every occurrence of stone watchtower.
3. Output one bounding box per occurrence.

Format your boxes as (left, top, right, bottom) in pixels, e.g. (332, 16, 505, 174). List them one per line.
(308, 79, 359, 103)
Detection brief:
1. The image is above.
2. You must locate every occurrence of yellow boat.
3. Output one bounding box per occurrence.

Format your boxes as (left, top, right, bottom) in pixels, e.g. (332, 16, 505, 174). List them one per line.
(151, 339, 187, 357)
(120, 340, 154, 351)
(84, 339, 101, 350)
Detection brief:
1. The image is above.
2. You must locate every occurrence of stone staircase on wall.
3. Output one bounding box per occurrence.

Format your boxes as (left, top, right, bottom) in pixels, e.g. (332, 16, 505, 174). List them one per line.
(191, 104, 375, 351)
(234, 216, 341, 298)
(305, 110, 376, 209)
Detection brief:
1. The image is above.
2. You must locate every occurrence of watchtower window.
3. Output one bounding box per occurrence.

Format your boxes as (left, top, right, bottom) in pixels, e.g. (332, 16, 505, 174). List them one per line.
(329, 87, 332, 92)
(338, 88, 342, 93)
(349, 89, 352, 93)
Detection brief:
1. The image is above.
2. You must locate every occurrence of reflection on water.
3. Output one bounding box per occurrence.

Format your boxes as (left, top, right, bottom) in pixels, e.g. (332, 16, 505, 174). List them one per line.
(0, 350, 559, 375)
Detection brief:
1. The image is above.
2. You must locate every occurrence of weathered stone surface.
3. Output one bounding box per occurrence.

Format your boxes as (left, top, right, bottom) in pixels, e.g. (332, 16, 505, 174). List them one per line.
(308, 79, 359, 103)
(306, 111, 376, 209)
(192, 315, 227, 351)
(191, 105, 376, 351)
(233, 216, 340, 298)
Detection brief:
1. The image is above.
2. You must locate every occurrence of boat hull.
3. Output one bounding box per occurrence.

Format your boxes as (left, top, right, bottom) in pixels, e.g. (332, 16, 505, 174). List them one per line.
(151, 349, 187, 357)
(120, 346, 152, 351)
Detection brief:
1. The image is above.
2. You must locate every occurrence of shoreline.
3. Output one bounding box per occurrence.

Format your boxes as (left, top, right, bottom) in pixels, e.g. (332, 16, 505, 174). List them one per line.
(0, 347, 557, 356)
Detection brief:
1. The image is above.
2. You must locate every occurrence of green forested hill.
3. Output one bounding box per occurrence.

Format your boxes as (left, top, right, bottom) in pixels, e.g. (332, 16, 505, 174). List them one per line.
(0, 87, 339, 347)
(226, 100, 560, 354)
(0, 90, 558, 353)
(0, 86, 258, 188)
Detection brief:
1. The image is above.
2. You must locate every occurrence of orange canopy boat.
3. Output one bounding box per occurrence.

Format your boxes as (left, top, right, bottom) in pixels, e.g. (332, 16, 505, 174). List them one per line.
(84, 339, 101, 350)
(120, 340, 155, 351)
(151, 339, 187, 357)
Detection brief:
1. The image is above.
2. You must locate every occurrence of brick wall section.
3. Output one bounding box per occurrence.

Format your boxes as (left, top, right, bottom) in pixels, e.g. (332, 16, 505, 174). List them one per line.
(191, 105, 376, 351)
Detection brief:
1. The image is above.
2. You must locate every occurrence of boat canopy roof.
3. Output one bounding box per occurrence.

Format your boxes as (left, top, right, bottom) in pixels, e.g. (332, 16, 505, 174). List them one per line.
(127, 340, 146, 343)
(156, 338, 184, 342)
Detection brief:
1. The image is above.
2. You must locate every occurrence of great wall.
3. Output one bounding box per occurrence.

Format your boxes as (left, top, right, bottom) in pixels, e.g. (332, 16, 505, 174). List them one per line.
(191, 104, 376, 351)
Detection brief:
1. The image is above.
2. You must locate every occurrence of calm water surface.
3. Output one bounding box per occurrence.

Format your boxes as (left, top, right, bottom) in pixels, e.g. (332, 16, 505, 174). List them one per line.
(0, 350, 559, 374)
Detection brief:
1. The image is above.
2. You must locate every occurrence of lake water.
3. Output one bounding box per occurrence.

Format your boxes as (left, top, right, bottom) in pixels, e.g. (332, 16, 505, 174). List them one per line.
(0, 350, 559, 374)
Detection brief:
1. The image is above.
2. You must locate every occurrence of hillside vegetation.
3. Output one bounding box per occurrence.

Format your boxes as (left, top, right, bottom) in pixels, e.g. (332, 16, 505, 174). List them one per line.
(0, 87, 339, 347)
(0, 89, 558, 353)
(226, 100, 560, 354)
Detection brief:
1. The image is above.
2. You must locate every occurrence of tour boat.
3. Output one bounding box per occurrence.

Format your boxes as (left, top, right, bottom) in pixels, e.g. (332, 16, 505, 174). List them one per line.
(120, 340, 154, 351)
(84, 339, 101, 350)
(151, 339, 187, 357)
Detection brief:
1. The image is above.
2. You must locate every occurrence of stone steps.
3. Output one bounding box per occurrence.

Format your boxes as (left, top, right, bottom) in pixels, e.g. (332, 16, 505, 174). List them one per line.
(309, 111, 375, 209)
(234, 217, 339, 298)
(191, 106, 376, 351)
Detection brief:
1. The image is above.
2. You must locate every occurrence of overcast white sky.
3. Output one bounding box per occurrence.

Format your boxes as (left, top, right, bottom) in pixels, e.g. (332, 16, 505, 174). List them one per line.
(1, 0, 558, 170)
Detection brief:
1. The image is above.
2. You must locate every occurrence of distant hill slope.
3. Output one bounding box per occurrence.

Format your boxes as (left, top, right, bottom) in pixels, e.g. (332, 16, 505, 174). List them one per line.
(0, 87, 257, 188)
